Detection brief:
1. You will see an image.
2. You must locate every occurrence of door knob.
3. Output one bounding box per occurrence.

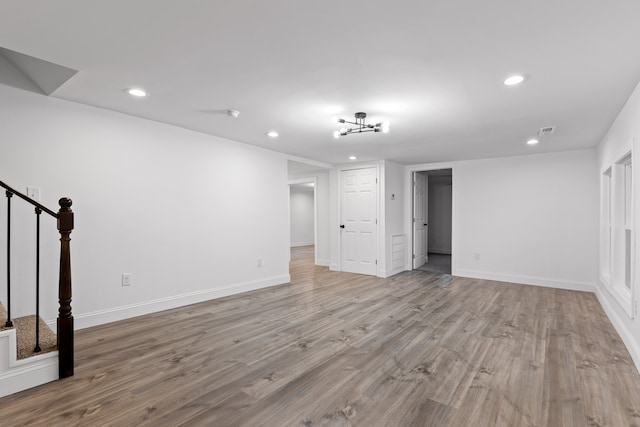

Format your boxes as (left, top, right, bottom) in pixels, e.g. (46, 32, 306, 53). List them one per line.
(340, 224, 345, 229)
(424, 223, 428, 226)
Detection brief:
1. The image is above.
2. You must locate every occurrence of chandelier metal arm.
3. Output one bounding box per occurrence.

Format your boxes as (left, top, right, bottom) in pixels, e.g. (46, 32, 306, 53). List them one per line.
(347, 127, 376, 133)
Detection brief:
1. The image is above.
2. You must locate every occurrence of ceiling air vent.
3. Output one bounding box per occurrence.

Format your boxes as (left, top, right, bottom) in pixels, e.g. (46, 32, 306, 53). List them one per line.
(538, 126, 556, 137)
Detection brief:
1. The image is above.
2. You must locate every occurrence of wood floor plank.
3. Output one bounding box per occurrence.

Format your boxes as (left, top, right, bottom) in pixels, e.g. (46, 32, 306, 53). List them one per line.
(0, 245, 639, 426)
(542, 329, 586, 427)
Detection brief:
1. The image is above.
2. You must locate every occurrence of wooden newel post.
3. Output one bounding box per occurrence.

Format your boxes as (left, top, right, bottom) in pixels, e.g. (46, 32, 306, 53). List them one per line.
(57, 197, 74, 378)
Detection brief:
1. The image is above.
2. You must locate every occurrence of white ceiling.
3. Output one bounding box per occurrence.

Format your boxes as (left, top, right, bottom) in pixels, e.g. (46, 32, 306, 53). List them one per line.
(2, 1, 640, 166)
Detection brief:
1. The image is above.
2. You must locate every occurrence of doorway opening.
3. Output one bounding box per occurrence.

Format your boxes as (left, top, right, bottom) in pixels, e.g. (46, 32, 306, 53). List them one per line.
(412, 169, 452, 274)
(288, 159, 332, 271)
(289, 180, 316, 265)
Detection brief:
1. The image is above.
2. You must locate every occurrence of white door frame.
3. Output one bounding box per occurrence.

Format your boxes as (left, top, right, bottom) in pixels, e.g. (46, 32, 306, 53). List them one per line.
(336, 164, 381, 276)
(405, 163, 456, 274)
(288, 177, 318, 265)
(413, 172, 428, 269)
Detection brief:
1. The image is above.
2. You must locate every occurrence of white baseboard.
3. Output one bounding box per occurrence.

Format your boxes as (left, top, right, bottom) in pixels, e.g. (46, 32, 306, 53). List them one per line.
(74, 274, 290, 330)
(454, 268, 596, 293)
(595, 283, 640, 374)
(291, 242, 314, 247)
(330, 263, 340, 272)
(379, 266, 407, 278)
(0, 329, 59, 398)
(317, 258, 330, 267)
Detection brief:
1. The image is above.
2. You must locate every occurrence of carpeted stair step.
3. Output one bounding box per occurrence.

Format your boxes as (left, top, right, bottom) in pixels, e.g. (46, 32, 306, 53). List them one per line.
(0, 302, 57, 359)
(0, 302, 8, 331)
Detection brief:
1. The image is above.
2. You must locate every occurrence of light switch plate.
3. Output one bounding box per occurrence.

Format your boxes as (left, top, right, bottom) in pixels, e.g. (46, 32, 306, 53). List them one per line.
(26, 187, 40, 201)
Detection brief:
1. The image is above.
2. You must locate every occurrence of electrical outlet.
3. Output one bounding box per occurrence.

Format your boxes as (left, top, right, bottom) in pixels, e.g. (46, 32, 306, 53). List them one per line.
(257, 258, 262, 267)
(122, 273, 132, 287)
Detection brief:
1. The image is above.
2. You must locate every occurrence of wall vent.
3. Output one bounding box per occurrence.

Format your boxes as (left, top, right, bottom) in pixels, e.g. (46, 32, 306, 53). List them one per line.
(538, 126, 556, 137)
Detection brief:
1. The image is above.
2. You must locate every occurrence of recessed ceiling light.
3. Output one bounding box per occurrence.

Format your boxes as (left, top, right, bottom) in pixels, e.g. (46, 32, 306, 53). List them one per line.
(527, 138, 539, 145)
(504, 75, 525, 86)
(266, 131, 279, 138)
(126, 88, 147, 97)
(349, 156, 357, 160)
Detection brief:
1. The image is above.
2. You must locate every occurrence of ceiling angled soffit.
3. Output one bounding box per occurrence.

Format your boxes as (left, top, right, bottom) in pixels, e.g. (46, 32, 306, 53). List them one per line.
(0, 46, 78, 96)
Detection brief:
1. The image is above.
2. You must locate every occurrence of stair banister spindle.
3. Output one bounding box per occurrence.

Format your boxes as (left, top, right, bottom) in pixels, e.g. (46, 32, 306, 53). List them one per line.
(5, 190, 12, 328)
(34, 207, 42, 353)
(57, 198, 74, 378)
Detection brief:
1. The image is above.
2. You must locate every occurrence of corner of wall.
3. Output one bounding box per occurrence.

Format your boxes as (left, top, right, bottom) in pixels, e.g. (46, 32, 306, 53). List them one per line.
(379, 266, 407, 278)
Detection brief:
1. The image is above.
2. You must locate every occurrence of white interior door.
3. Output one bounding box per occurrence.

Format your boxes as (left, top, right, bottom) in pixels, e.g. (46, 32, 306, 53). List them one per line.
(413, 172, 428, 269)
(340, 167, 378, 275)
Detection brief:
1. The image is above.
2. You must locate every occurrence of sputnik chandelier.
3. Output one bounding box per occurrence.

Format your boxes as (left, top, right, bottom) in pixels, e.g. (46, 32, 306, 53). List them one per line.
(332, 112, 390, 139)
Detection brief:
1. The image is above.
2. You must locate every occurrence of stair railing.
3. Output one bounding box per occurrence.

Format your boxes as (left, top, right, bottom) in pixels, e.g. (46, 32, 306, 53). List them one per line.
(0, 180, 74, 378)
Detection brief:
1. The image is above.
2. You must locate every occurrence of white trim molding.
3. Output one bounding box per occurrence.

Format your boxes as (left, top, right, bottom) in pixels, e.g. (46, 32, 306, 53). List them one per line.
(291, 241, 315, 248)
(0, 329, 59, 398)
(595, 284, 640, 374)
(379, 266, 407, 278)
(404, 162, 457, 273)
(455, 268, 596, 293)
(74, 275, 291, 330)
(317, 258, 330, 267)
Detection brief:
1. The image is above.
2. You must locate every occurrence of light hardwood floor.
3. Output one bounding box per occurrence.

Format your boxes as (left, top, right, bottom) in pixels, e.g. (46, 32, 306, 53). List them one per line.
(1, 245, 639, 426)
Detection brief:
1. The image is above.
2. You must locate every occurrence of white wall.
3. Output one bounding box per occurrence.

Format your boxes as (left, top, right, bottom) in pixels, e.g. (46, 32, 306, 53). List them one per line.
(289, 188, 314, 247)
(0, 84, 290, 328)
(596, 79, 640, 372)
(453, 149, 598, 290)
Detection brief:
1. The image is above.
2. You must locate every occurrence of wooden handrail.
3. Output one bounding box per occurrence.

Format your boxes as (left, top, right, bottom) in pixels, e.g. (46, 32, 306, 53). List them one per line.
(1, 180, 74, 379)
(0, 180, 58, 218)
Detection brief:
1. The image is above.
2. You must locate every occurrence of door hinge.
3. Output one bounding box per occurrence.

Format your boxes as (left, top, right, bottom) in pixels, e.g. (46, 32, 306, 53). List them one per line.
(376, 178, 378, 184)
(413, 254, 416, 259)
(375, 219, 378, 224)
(375, 259, 378, 265)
